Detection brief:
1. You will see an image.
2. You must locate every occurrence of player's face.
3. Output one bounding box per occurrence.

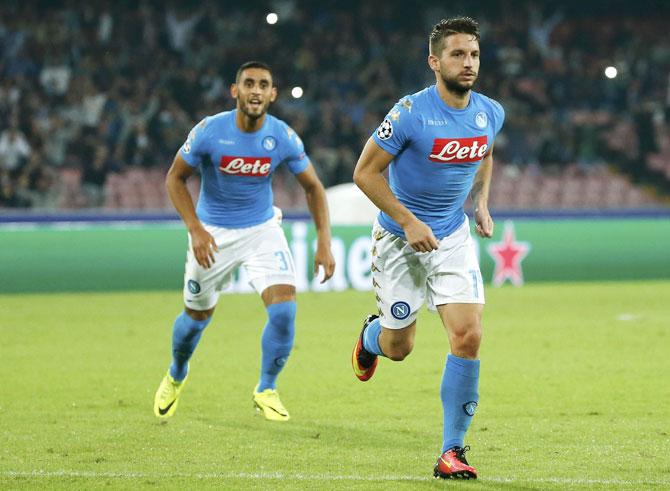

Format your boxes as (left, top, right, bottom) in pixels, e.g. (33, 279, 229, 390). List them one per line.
(430, 33, 480, 94)
(231, 68, 277, 119)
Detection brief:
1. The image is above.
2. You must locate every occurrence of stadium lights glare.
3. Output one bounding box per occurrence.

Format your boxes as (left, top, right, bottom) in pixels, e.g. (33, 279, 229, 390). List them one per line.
(291, 86, 304, 99)
(604, 66, 618, 79)
(266, 12, 278, 24)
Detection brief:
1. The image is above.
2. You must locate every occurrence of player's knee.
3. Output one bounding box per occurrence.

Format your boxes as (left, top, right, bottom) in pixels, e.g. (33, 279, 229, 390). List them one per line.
(386, 340, 414, 361)
(451, 323, 482, 358)
(185, 307, 214, 322)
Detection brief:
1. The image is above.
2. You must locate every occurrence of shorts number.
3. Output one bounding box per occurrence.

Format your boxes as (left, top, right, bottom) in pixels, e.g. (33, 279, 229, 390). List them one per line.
(275, 251, 290, 272)
(470, 270, 480, 299)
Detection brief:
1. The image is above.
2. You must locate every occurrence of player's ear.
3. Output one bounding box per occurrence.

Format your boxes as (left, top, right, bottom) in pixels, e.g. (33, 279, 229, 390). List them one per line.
(428, 54, 440, 72)
(270, 86, 277, 103)
(230, 83, 238, 99)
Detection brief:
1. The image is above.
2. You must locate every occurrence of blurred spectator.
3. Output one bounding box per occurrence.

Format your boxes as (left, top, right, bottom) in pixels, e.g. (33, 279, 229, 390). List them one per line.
(0, 126, 31, 172)
(0, 0, 668, 210)
(82, 144, 117, 206)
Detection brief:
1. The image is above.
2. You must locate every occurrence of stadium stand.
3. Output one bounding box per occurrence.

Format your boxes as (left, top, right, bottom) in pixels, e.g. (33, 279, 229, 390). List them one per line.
(1, 1, 668, 211)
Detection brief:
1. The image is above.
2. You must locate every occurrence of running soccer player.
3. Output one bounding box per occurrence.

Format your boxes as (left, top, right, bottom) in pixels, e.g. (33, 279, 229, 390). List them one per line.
(350, 17, 504, 479)
(154, 61, 335, 422)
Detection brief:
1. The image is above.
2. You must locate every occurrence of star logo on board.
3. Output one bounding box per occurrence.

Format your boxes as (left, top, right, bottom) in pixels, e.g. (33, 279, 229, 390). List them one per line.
(487, 221, 530, 286)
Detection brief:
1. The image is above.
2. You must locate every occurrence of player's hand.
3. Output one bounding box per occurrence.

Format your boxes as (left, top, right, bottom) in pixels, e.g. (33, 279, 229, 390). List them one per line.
(474, 206, 494, 238)
(314, 246, 336, 283)
(403, 218, 439, 252)
(190, 225, 218, 269)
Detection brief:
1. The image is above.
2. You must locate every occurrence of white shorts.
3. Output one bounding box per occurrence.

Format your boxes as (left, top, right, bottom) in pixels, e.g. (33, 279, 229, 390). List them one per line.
(371, 216, 484, 329)
(183, 212, 296, 310)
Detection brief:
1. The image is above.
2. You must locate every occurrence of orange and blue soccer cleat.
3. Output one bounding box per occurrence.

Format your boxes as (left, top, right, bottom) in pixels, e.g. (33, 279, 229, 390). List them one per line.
(351, 314, 379, 382)
(433, 446, 477, 480)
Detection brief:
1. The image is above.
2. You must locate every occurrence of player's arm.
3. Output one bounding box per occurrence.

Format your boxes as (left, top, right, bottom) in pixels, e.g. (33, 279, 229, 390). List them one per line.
(353, 138, 439, 252)
(165, 153, 218, 268)
(295, 162, 335, 283)
(471, 143, 495, 238)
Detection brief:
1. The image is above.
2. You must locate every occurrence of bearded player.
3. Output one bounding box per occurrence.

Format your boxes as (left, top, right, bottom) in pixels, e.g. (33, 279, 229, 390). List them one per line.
(154, 61, 335, 422)
(350, 17, 505, 479)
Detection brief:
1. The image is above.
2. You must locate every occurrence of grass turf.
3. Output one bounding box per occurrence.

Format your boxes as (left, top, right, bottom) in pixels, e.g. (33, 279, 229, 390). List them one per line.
(1, 281, 669, 489)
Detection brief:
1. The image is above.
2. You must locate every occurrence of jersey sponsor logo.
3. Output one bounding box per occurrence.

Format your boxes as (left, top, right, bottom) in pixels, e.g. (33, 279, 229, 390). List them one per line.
(377, 118, 393, 140)
(428, 136, 488, 164)
(390, 301, 410, 320)
(220, 156, 272, 176)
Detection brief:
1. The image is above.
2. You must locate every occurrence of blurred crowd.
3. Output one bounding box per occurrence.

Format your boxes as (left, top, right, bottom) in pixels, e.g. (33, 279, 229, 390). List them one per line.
(1, 0, 669, 208)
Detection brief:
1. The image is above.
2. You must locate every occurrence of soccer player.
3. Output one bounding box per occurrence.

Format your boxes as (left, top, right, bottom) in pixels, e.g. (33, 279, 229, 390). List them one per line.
(154, 61, 335, 422)
(350, 17, 504, 479)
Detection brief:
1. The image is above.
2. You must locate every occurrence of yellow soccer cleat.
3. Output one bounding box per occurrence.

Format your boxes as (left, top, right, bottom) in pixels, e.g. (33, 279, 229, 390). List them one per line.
(252, 385, 290, 422)
(154, 372, 187, 419)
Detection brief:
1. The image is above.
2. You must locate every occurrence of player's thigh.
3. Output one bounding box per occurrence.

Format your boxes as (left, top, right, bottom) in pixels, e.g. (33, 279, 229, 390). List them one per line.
(183, 225, 240, 311)
(242, 221, 297, 295)
(426, 220, 485, 310)
(372, 220, 427, 329)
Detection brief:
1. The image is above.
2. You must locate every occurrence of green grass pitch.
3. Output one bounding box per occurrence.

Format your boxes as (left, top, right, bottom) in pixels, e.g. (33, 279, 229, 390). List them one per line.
(1, 281, 669, 490)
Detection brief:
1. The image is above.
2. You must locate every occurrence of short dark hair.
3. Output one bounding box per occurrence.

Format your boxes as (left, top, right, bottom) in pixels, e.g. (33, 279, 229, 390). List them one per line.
(429, 16, 480, 55)
(235, 61, 273, 83)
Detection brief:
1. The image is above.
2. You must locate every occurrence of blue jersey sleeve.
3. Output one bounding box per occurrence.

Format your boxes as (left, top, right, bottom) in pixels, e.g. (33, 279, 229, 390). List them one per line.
(490, 100, 505, 136)
(179, 118, 210, 167)
(371, 98, 414, 155)
(281, 125, 310, 174)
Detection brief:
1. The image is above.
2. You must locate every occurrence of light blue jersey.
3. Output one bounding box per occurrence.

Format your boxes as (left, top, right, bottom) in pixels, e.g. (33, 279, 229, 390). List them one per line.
(372, 85, 505, 239)
(179, 110, 309, 228)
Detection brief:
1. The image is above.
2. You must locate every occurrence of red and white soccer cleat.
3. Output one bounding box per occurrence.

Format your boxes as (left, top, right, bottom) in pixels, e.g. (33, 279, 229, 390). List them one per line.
(351, 314, 379, 382)
(433, 446, 477, 480)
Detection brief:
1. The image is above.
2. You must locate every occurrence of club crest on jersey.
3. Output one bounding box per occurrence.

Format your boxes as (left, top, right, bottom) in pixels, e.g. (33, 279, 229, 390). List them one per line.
(377, 118, 393, 140)
(428, 136, 488, 164)
(220, 156, 272, 176)
(391, 301, 410, 320)
(262, 136, 276, 151)
(475, 112, 488, 128)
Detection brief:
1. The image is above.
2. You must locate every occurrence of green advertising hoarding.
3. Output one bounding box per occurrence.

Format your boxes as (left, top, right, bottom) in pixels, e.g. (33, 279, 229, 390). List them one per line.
(0, 218, 668, 294)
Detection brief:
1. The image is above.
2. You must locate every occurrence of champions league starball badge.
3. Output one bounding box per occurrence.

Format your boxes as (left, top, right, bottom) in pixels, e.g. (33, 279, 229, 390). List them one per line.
(377, 118, 394, 140)
(475, 112, 488, 128)
(262, 136, 276, 151)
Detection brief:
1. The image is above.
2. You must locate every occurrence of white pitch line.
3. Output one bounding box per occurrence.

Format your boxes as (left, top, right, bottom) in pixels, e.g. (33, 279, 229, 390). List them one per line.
(1, 470, 669, 486)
